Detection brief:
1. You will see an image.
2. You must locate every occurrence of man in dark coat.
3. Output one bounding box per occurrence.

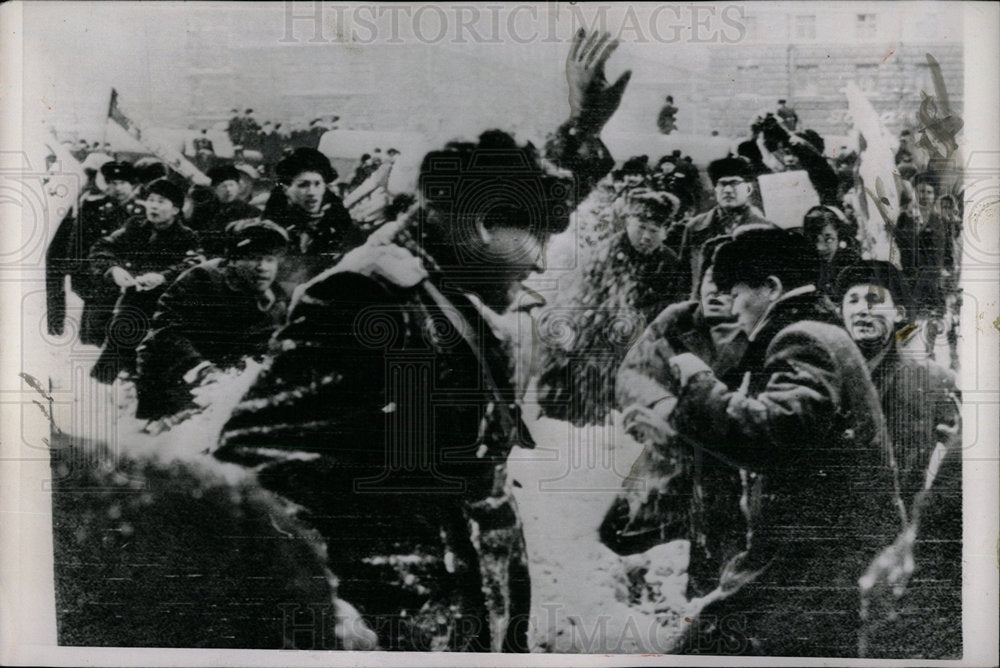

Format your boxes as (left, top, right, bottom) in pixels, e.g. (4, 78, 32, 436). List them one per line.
(187, 165, 261, 257)
(88, 178, 203, 382)
(676, 156, 775, 298)
(262, 147, 366, 287)
(892, 172, 954, 320)
(776, 99, 798, 131)
(657, 95, 678, 134)
(835, 262, 961, 658)
(46, 161, 145, 341)
(214, 29, 629, 652)
(665, 229, 905, 657)
(605, 238, 748, 595)
(134, 219, 289, 424)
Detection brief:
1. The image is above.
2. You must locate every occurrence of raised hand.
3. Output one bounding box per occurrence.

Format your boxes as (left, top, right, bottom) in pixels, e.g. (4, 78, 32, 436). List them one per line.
(565, 29, 632, 133)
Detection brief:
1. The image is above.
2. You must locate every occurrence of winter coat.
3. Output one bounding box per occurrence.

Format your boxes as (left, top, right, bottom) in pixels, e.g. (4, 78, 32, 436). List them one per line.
(215, 267, 534, 651)
(214, 118, 614, 651)
(134, 259, 287, 420)
(892, 211, 954, 317)
(88, 215, 202, 285)
(187, 195, 261, 258)
(604, 300, 749, 596)
(670, 289, 905, 657)
(88, 217, 203, 381)
(862, 341, 961, 658)
(45, 193, 144, 340)
(262, 187, 366, 286)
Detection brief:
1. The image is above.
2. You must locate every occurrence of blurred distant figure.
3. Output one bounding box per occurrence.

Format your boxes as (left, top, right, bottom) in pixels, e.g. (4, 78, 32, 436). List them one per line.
(192, 129, 216, 172)
(892, 172, 954, 321)
(776, 98, 798, 131)
(192, 128, 215, 154)
(657, 95, 678, 135)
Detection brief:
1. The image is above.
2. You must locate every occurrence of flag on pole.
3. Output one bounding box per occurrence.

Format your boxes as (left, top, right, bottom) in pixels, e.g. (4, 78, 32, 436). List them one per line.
(108, 89, 141, 142)
(105, 88, 210, 186)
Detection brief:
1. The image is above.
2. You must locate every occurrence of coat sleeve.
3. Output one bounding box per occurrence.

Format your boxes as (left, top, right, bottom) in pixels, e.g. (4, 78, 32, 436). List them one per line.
(137, 268, 211, 384)
(616, 306, 683, 410)
(788, 141, 840, 206)
(45, 209, 76, 335)
(159, 230, 203, 286)
(672, 326, 842, 469)
(544, 119, 615, 206)
(87, 220, 135, 281)
(217, 269, 404, 459)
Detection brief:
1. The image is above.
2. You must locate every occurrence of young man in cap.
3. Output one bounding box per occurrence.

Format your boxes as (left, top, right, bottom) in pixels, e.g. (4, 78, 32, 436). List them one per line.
(215, 29, 628, 652)
(676, 155, 775, 297)
(836, 262, 961, 658)
(188, 165, 262, 257)
(134, 219, 289, 425)
(88, 178, 202, 382)
(46, 161, 144, 340)
(263, 147, 365, 286)
(661, 228, 904, 656)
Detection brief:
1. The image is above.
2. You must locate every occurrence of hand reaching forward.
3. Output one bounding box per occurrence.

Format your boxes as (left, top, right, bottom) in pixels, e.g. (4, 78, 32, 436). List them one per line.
(566, 29, 632, 133)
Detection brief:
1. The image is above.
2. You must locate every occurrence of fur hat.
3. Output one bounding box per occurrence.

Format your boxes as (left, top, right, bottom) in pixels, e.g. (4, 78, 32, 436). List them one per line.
(707, 156, 753, 184)
(145, 178, 184, 209)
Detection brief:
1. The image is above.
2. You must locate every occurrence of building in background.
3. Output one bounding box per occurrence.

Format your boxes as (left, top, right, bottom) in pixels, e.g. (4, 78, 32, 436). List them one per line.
(701, 4, 963, 140)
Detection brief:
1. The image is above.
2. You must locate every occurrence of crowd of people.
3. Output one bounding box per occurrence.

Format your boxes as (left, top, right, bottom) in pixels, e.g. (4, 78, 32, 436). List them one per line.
(45, 29, 962, 657)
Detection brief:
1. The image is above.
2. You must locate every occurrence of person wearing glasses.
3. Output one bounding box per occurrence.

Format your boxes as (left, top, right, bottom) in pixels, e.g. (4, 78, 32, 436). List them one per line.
(676, 156, 775, 298)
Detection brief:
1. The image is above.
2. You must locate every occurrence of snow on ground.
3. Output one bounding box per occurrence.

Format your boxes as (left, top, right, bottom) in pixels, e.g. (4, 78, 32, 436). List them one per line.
(509, 414, 690, 653)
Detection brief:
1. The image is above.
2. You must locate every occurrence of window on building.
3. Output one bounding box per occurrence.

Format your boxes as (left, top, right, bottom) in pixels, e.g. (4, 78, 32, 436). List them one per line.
(793, 64, 819, 97)
(856, 13, 877, 40)
(794, 15, 816, 40)
(856, 64, 879, 92)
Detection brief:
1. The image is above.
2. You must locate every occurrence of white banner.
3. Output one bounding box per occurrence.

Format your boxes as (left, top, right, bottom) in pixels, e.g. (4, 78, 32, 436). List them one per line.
(757, 170, 819, 230)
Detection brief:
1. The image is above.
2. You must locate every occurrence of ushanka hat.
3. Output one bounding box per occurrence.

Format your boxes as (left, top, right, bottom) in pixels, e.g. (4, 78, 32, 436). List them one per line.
(707, 155, 753, 184)
(145, 178, 185, 209)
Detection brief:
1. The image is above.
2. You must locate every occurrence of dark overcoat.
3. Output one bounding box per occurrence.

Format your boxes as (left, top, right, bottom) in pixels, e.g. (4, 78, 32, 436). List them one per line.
(215, 267, 534, 651)
(88, 216, 202, 379)
(863, 342, 962, 658)
(45, 193, 144, 341)
(670, 290, 905, 657)
(134, 259, 287, 420)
